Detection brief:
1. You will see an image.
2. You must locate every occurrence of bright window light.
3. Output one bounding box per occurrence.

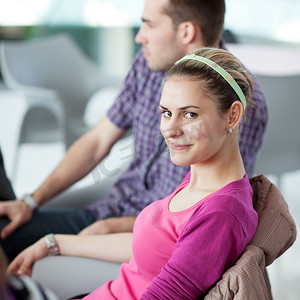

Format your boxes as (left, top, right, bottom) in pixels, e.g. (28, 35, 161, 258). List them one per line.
(0, 0, 299, 44)
(0, 0, 52, 25)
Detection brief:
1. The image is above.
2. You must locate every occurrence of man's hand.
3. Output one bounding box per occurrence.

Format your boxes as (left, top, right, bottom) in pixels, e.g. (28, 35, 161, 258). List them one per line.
(7, 237, 48, 277)
(79, 216, 137, 236)
(0, 200, 34, 239)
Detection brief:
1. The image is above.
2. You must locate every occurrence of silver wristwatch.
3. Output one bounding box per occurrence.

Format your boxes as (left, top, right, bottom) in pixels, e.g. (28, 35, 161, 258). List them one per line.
(45, 234, 60, 256)
(19, 194, 38, 210)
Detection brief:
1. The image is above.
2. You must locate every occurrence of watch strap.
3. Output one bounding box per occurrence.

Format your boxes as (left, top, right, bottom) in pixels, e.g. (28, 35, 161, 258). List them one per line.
(19, 194, 38, 210)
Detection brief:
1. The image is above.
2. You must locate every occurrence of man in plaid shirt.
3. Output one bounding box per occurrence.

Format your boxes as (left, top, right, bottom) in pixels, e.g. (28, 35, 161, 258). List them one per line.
(0, 0, 267, 260)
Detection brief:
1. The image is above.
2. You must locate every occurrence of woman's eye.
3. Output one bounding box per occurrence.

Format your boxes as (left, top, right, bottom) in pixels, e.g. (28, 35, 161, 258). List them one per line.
(162, 111, 172, 118)
(185, 112, 198, 119)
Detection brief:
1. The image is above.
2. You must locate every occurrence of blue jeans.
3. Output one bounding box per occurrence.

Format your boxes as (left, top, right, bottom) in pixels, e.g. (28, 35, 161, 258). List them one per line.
(0, 208, 95, 261)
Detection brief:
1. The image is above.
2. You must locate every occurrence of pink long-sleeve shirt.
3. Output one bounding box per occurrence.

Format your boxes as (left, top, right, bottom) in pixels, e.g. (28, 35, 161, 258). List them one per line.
(83, 174, 258, 299)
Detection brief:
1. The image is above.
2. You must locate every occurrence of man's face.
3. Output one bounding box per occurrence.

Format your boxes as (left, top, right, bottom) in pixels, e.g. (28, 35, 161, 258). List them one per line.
(135, 0, 186, 72)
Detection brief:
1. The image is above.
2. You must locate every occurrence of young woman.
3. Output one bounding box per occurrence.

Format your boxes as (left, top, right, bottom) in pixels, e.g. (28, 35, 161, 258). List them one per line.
(7, 47, 258, 299)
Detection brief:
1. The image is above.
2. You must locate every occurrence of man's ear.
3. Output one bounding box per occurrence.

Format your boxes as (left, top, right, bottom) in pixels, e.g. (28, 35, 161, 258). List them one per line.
(227, 101, 244, 131)
(177, 21, 198, 45)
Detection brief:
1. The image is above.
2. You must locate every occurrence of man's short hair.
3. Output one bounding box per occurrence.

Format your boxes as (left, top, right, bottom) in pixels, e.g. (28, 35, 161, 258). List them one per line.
(162, 0, 225, 46)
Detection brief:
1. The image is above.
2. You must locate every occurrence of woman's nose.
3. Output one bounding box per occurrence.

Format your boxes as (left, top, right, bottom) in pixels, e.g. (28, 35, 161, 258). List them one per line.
(161, 120, 183, 139)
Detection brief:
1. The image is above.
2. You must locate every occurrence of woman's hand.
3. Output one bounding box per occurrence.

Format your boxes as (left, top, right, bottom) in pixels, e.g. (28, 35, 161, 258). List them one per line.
(79, 217, 137, 235)
(7, 237, 48, 277)
(79, 219, 113, 235)
(7, 230, 134, 277)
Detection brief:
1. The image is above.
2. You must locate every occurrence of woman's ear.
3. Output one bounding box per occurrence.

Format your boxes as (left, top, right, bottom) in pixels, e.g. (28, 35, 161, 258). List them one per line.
(227, 101, 244, 131)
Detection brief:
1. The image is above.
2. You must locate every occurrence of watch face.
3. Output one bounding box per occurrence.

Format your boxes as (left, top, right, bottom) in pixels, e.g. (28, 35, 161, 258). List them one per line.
(49, 245, 60, 255)
(45, 234, 60, 255)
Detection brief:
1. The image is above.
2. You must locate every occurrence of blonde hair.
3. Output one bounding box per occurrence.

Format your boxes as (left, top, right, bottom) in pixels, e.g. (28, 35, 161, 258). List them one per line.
(166, 47, 254, 117)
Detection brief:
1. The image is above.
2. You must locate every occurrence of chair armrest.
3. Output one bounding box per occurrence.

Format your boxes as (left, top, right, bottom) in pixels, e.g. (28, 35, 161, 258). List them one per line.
(32, 256, 120, 300)
(6, 81, 62, 99)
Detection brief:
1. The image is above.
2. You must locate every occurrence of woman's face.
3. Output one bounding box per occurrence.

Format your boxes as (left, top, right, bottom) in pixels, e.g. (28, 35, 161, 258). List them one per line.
(160, 76, 229, 166)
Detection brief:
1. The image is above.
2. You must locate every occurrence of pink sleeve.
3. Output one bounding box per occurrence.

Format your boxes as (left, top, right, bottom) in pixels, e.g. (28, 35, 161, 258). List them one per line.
(141, 208, 250, 299)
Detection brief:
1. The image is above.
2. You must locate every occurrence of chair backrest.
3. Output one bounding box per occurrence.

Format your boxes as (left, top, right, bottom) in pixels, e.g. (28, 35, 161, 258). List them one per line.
(204, 245, 272, 300)
(250, 175, 296, 264)
(205, 175, 297, 299)
(253, 74, 300, 176)
(0, 34, 120, 118)
(0, 34, 123, 146)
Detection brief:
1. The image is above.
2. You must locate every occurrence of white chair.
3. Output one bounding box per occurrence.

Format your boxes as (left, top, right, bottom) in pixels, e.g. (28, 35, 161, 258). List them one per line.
(33, 256, 121, 300)
(0, 34, 122, 178)
(227, 43, 300, 189)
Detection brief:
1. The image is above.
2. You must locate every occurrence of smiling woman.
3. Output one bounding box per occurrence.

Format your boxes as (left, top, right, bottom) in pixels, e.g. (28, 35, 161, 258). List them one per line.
(160, 47, 252, 169)
(5, 47, 258, 300)
(72, 47, 257, 299)
(160, 79, 228, 167)
(59, 46, 255, 299)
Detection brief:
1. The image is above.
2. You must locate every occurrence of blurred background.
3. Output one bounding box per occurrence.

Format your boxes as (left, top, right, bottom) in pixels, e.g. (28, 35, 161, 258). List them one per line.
(0, 0, 299, 299)
(1, 0, 299, 78)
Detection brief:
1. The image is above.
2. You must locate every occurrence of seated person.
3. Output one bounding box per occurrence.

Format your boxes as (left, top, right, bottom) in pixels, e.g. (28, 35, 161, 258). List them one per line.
(0, 0, 267, 263)
(0, 152, 58, 299)
(7, 47, 258, 299)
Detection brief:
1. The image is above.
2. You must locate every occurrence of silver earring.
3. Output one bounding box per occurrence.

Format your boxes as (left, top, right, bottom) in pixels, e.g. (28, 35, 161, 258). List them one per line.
(228, 128, 232, 134)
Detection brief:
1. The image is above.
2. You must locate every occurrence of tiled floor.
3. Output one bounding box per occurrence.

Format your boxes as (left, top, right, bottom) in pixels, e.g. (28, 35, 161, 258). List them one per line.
(0, 87, 299, 299)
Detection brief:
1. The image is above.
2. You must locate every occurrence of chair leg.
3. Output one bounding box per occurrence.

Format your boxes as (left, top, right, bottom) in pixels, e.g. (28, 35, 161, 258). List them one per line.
(11, 145, 20, 182)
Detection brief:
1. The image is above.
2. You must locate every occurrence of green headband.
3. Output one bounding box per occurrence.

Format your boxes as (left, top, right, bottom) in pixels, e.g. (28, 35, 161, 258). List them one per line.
(175, 53, 247, 112)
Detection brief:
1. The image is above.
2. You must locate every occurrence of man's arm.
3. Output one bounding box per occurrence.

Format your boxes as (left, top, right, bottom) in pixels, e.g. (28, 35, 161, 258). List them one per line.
(0, 115, 125, 238)
(32, 115, 125, 205)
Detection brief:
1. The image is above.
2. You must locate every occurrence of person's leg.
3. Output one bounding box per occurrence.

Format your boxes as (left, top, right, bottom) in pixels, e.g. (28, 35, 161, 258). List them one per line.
(0, 148, 16, 200)
(0, 208, 95, 261)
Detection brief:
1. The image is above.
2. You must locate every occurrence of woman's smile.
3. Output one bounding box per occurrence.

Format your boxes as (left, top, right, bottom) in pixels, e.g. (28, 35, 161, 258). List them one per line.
(168, 142, 192, 151)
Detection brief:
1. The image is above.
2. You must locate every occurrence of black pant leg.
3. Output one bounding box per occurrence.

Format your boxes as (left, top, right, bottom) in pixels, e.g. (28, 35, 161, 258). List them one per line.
(0, 208, 95, 261)
(0, 147, 16, 200)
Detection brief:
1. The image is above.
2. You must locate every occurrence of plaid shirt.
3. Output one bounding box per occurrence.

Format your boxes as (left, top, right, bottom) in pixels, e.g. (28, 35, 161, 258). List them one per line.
(88, 45, 268, 220)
